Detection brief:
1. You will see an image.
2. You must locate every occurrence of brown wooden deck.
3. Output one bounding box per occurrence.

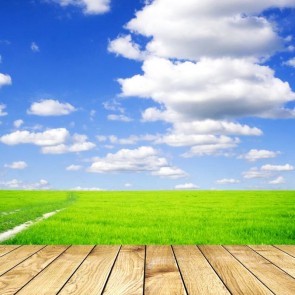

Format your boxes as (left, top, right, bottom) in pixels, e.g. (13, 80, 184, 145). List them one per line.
(0, 245, 294, 294)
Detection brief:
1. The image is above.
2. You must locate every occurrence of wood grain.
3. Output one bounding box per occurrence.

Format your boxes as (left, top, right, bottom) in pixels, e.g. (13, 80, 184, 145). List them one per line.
(226, 245, 295, 295)
(199, 245, 272, 295)
(0, 246, 44, 276)
(145, 246, 186, 295)
(17, 245, 94, 295)
(173, 246, 229, 295)
(0, 246, 68, 295)
(103, 245, 145, 295)
(275, 245, 295, 258)
(59, 246, 120, 295)
(0, 245, 20, 257)
(250, 245, 295, 278)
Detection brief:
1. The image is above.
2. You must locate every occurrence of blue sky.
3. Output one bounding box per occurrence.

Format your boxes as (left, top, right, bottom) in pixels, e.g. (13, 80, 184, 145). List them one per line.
(0, 0, 295, 190)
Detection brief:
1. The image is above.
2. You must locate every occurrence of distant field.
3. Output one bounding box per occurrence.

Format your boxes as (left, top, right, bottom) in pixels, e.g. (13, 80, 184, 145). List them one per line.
(0, 190, 294, 244)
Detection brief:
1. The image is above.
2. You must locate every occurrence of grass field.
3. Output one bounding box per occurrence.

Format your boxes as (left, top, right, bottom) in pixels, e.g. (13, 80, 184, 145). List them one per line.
(0, 190, 294, 244)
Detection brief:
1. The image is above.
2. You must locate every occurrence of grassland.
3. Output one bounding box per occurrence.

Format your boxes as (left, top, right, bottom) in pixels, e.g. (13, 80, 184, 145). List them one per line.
(0, 190, 294, 244)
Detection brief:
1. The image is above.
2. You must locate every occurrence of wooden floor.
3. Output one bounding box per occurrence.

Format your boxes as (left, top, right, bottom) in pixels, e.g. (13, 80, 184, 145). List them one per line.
(0, 245, 294, 294)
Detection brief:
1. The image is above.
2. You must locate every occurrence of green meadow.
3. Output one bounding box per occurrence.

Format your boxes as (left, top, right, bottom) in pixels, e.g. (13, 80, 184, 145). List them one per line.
(0, 190, 294, 244)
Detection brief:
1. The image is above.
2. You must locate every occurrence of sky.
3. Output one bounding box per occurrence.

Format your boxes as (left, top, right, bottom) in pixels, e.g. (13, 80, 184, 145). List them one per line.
(0, 0, 295, 191)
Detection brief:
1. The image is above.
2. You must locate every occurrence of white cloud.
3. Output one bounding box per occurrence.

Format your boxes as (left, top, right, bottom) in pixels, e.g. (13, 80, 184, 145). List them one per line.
(269, 176, 285, 185)
(0, 128, 69, 146)
(28, 99, 76, 116)
(31, 42, 39, 52)
(72, 186, 104, 191)
(103, 100, 124, 113)
(14, 119, 24, 128)
(243, 167, 271, 179)
(124, 183, 132, 188)
(0, 73, 12, 87)
(66, 164, 82, 171)
(126, 0, 295, 60)
(88, 146, 187, 178)
(0, 104, 7, 116)
(108, 35, 145, 61)
(0, 179, 50, 190)
(285, 57, 295, 67)
(53, 0, 111, 14)
(261, 164, 294, 171)
(216, 178, 240, 184)
(175, 183, 199, 190)
(107, 114, 133, 122)
(239, 149, 280, 162)
(4, 161, 28, 170)
(120, 57, 295, 120)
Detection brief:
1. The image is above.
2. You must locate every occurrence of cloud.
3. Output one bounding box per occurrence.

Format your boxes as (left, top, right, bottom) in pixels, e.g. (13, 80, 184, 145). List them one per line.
(72, 186, 105, 191)
(0, 104, 7, 117)
(108, 35, 145, 61)
(103, 100, 124, 113)
(261, 164, 294, 171)
(31, 42, 39, 52)
(125, 0, 295, 60)
(13, 119, 24, 128)
(119, 57, 295, 120)
(239, 149, 280, 162)
(269, 176, 285, 185)
(216, 178, 240, 184)
(0, 73, 12, 87)
(285, 57, 295, 67)
(4, 161, 28, 170)
(0, 128, 69, 146)
(52, 0, 111, 14)
(28, 99, 76, 116)
(124, 183, 132, 188)
(243, 167, 272, 179)
(175, 183, 199, 190)
(88, 146, 187, 178)
(0, 179, 50, 190)
(66, 164, 82, 171)
(107, 114, 133, 122)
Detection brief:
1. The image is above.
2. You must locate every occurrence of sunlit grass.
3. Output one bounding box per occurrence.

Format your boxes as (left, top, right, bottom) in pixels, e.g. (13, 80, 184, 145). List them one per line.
(1, 190, 294, 244)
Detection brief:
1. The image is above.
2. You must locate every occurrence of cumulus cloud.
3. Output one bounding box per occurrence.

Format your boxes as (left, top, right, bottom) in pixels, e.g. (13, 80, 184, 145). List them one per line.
(269, 176, 286, 185)
(175, 183, 199, 190)
(239, 149, 280, 162)
(261, 164, 294, 171)
(14, 119, 24, 128)
(0, 73, 12, 87)
(88, 146, 187, 178)
(285, 57, 295, 67)
(0, 179, 50, 190)
(52, 0, 111, 14)
(28, 99, 76, 116)
(31, 42, 39, 52)
(107, 114, 133, 122)
(66, 164, 82, 171)
(0, 128, 69, 146)
(0, 104, 7, 116)
(4, 161, 28, 170)
(216, 178, 240, 184)
(108, 35, 145, 61)
(243, 167, 272, 179)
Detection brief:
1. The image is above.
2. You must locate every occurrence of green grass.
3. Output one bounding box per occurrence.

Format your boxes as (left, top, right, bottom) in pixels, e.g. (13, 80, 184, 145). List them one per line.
(1, 190, 294, 244)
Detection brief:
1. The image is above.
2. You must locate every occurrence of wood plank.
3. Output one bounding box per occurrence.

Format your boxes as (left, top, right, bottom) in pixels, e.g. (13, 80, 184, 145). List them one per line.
(173, 246, 229, 295)
(0, 245, 20, 257)
(0, 246, 68, 295)
(59, 246, 120, 295)
(250, 245, 295, 278)
(275, 245, 295, 258)
(226, 245, 295, 295)
(0, 246, 44, 276)
(145, 246, 186, 295)
(199, 246, 272, 295)
(103, 245, 145, 295)
(17, 245, 94, 295)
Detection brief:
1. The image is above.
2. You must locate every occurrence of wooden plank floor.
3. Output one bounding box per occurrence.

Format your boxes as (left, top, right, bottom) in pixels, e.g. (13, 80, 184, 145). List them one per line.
(0, 245, 294, 294)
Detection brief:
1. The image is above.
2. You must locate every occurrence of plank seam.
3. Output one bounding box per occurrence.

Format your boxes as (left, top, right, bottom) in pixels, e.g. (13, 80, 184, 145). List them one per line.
(171, 246, 189, 295)
(247, 245, 295, 279)
(56, 245, 96, 294)
(14, 245, 71, 295)
(222, 246, 275, 295)
(197, 246, 233, 295)
(0, 245, 47, 278)
(0, 245, 22, 258)
(143, 245, 146, 295)
(272, 245, 295, 259)
(100, 245, 122, 295)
